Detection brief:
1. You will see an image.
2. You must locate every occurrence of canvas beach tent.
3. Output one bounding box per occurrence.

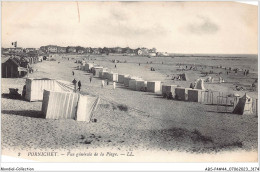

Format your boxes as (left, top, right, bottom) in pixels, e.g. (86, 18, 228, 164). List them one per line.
(175, 87, 192, 101)
(129, 78, 144, 91)
(107, 72, 118, 82)
(25, 78, 74, 101)
(76, 95, 100, 121)
(188, 89, 204, 102)
(118, 74, 129, 84)
(102, 72, 109, 80)
(123, 76, 132, 87)
(194, 79, 205, 90)
(92, 66, 103, 77)
(42, 90, 100, 121)
(233, 94, 253, 115)
(42, 90, 79, 119)
(99, 71, 103, 78)
(179, 73, 188, 81)
(147, 81, 161, 93)
(162, 85, 177, 98)
(136, 80, 147, 91)
(84, 63, 94, 71)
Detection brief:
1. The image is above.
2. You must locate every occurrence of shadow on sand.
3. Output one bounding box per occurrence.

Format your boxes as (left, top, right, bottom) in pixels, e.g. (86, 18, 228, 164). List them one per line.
(1, 110, 44, 119)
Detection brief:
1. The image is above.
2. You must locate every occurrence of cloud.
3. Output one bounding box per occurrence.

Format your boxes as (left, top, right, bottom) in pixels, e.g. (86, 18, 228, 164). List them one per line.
(90, 17, 168, 39)
(187, 16, 219, 34)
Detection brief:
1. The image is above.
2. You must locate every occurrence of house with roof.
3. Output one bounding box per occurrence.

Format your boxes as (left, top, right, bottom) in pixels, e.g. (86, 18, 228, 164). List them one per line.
(47, 45, 58, 53)
(40, 45, 58, 53)
(57, 47, 67, 53)
(92, 48, 101, 54)
(2, 57, 21, 78)
(136, 48, 149, 56)
(25, 48, 36, 53)
(114, 47, 123, 54)
(7, 48, 23, 53)
(76, 46, 85, 54)
(67, 46, 77, 53)
(85, 47, 93, 54)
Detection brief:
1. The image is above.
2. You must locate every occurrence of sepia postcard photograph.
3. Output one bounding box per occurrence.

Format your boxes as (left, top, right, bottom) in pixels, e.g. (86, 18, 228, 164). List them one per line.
(1, 0, 259, 168)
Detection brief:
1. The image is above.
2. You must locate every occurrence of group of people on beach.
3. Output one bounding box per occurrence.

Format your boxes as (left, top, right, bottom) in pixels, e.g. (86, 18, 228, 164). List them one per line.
(72, 78, 81, 92)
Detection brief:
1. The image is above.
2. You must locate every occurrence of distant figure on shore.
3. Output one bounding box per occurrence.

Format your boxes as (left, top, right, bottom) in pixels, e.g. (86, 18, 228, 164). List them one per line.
(78, 81, 81, 91)
(72, 71, 74, 76)
(190, 83, 195, 89)
(101, 80, 105, 88)
(72, 79, 77, 92)
(107, 79, 109, 85)
(139, 63, 140, 66)
(246, 70, 249, 76)
(89, 76, 92, 83)
(115, 64, 117, 68)
(113, 82, 116, 89)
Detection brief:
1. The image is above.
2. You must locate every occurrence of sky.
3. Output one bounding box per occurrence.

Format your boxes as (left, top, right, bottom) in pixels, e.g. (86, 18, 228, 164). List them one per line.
(1, 1, 258, 54)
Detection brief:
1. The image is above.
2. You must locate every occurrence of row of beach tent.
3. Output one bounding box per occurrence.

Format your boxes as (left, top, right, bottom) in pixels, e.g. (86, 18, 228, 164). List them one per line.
(81, 61, 253, 115)
(80, 62, 206, 99)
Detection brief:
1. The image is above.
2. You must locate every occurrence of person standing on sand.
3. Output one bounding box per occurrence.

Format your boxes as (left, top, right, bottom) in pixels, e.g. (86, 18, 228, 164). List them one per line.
(139, 63, 140, 66)
(113, 82, 116, 89)
(115, 64, 117, 68)
(72, 79, 77, 92)
(107, 79, 109, 85)
(72, 71, 74, 76)
(78, 80, 81, 91)
(90, 76, 92, 83)
(101, 80, 105, 88)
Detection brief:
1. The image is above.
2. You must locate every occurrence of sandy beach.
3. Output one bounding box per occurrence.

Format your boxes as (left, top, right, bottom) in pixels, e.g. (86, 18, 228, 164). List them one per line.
(1, 54, 258, 162)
